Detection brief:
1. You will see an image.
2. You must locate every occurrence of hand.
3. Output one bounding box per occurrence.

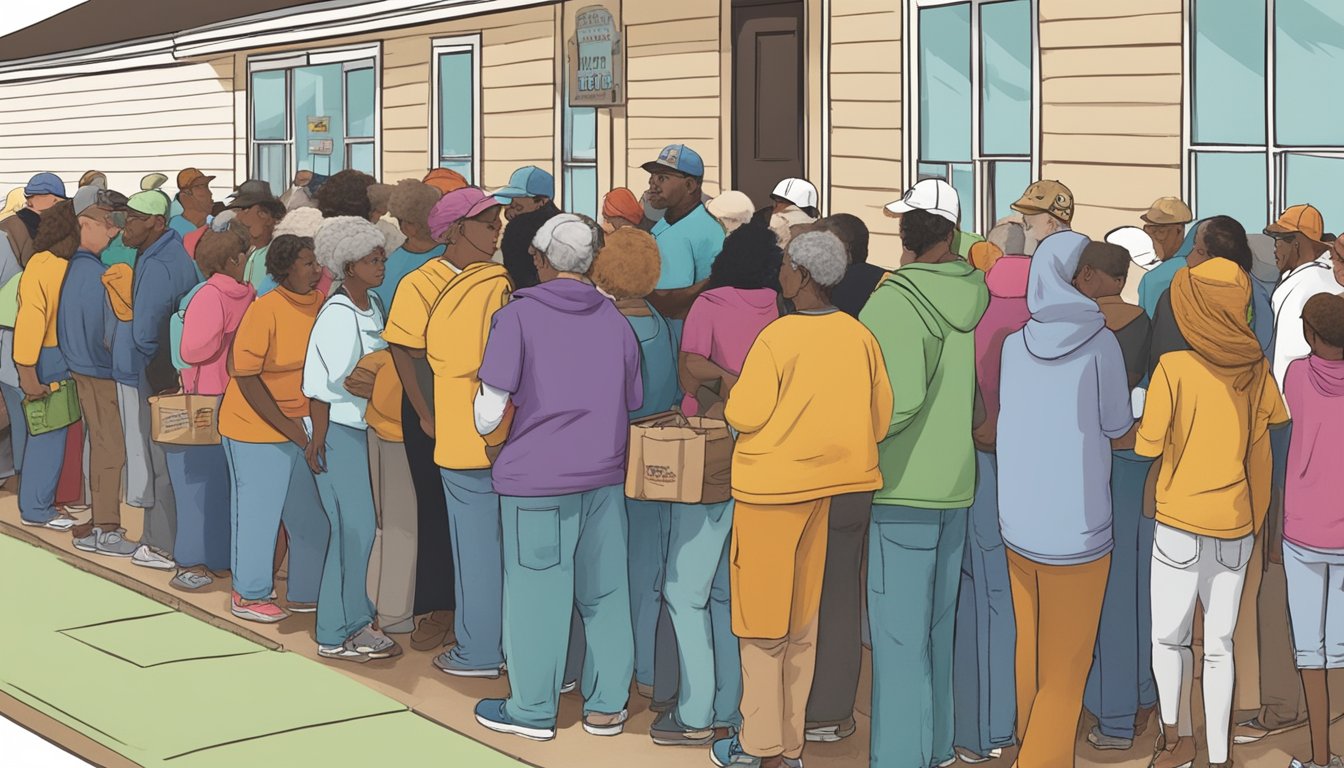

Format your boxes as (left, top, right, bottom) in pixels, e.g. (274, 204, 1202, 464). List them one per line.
(703, 401, 727, 421)
(343, 368, 376, 399)
(420, 415, 436, 440)
(21, 380, 49, 401)
(305, 438, 326, 475)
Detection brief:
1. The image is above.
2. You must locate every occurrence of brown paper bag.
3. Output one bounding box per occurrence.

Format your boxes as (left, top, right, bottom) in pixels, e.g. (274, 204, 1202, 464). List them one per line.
(626, 411, 733, 504)
(150, 393, 222, 446)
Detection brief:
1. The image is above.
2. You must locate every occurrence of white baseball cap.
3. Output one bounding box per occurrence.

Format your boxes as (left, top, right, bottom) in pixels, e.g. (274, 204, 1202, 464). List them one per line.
(1105, 226, 1160, 271)
(885, 179, 959, 225)
(771, 178, 818, 210)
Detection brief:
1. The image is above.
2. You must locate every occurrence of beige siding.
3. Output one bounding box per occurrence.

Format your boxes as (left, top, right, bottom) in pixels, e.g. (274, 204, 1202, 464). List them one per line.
(1039, 0, 1185, 237)
(829, 0, 902, 266)
(0, 58, 236, 197)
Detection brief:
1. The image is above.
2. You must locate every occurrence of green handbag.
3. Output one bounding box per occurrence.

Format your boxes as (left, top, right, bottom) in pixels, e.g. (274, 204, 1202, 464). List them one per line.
(23, 378, 81, 436)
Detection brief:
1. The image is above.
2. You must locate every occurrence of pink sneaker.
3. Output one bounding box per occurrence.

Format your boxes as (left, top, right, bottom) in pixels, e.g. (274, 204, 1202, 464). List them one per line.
(231, 592, 289, 623)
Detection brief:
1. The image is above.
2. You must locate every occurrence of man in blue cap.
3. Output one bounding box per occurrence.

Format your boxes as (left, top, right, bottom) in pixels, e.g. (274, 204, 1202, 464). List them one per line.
(1, 173, 68, 268)
(643, 144, 725, 325)
(493, 166, 556, 222)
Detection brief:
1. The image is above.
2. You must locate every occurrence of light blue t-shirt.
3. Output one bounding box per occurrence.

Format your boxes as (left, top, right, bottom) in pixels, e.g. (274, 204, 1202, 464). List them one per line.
(168, 215, 199, 239)
(625, 304, 680, 420)
(374, 244, 447, 310)
(651, 204, 725, 290)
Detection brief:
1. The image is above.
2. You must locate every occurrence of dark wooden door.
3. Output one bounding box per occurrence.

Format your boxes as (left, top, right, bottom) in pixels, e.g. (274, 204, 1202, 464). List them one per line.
(732, 0, 805, 209)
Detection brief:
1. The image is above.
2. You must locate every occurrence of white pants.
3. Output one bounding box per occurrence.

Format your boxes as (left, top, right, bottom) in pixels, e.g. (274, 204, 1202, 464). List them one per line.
(1150, 522, 1255, 765)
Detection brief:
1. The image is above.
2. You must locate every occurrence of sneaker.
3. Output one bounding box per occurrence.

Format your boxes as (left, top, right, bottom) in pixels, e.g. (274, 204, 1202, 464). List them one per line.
(636, 682, 654, 699)
(231, 592, 289, 623)
(804, 717, 856, 743)
(1233, 716, 1307, 744)
(131, 545, 175, 570)
(936, 759, 957, 768)
(432, 648, 502, 678)
(650, 710, 715, 746)
(318, 644, 370, 663)
(474, 698, 555, 742)
(1086, 725, 1133, 751)
(711, 736, 761, 767)
(346, 624, 401, 660)
(783, 759, 803, 768)
(410, 610, 453, 651)
(94, 529, 138, 557)
(954, 746, 1004, 764)
(582, 709, 628, 737)
(170, 570, 213, 591)
(561, 679, 578, 694)
(21, 515, 75, 531)
(73, 528, 99, 552)
(287, 601, 317, 614)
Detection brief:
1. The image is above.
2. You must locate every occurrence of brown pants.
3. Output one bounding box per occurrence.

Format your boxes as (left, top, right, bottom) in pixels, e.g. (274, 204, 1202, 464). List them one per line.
(1008, 550, 1110, 768)
(71, 374, 124, 535)
(732, 497, 830, 760)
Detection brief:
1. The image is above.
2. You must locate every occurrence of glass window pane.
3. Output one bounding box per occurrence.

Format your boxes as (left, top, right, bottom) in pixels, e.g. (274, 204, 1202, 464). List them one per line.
(251, 70, 287, 141)
(917, 162, 949, 181)
(254, 144, 288, 198)
(566, 105, 597, 163)
(1276, 0, 1344, 146)
(919, 3, 972, 162)
(345, 65, 375, 139)
(294, 63, 345, 175)
(348, 142, 375, 175)
(1284, 154, 1344, 234)
(951, 162, 974, 230)
(439, 159, 473, 186)
(439, 51, 475, 160)
(564, 166, 598, 220)
(1193, 151, 1267, 233)
(1192, 0, 1265, 145)
(980, 0, 1031, 156)
(991, 160, 1031, 225)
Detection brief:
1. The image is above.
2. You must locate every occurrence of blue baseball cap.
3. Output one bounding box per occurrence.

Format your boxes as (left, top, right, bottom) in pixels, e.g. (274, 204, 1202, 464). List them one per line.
(642, 144, 705, 179)
(24, 172, 67, 199)
(492, 166, 554, 203)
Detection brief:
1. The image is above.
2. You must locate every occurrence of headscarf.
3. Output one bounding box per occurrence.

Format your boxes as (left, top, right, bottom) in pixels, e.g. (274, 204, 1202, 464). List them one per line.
(602, 188, 644, 227)
(968, 240, 1004, 272)
(1022, 230, 1104, 360)
(1170, 257, 1264, 390)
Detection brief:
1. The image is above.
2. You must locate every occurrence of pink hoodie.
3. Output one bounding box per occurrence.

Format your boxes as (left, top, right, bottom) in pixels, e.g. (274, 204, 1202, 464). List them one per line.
(974, 255, 1032, 446)
(680, 286, 780, 416)
(180, 273, 258, 396)
(1283, 355, 1344, 551)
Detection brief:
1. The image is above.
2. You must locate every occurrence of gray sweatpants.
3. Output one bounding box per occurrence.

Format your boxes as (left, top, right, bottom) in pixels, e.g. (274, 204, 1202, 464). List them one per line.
(117, 381, 176, 557)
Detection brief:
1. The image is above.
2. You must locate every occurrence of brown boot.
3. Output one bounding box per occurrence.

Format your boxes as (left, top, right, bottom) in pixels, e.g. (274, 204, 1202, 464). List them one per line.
(410, 610, 452, 651)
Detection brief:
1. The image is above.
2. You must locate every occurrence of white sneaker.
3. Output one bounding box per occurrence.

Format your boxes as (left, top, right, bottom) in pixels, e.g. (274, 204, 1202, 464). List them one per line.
(21, 516, 75, 531)
(131, 545, 175, 571)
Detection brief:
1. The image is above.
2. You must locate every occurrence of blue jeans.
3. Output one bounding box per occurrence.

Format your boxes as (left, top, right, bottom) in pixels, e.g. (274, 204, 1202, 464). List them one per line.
(869, 505, 967, 768)
(312, 423, 377, 647)
(627, 498, 670, 688)
(223, 438, 328, 603)
(1, 381, 27, 476)
(18, 347, 70, 524)
(441, 467, 504, 669)
(1085, 450, 1157, 739)
(666, 499, 741, 730)
(953, 452, 1017, 754)
(164, 443, 231, 571)
(500, 484, 634, 728)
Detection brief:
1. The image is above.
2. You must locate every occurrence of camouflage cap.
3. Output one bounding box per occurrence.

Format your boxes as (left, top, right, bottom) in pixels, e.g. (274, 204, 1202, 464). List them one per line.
(1011, 180, 1074, 223)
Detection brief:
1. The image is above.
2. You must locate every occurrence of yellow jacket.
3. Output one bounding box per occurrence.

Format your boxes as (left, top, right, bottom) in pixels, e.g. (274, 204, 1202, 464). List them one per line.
(13, 250, 67, 366)
(355, 349, 403, 443)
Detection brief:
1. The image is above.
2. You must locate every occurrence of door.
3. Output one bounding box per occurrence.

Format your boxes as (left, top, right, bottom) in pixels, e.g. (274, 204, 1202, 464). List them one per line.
(732, 0, 805, 209)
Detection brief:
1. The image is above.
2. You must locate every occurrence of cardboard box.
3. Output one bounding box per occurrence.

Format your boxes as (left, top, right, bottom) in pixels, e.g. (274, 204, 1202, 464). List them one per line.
(149, 394, 221, 446)
(626, 411, 732, 504)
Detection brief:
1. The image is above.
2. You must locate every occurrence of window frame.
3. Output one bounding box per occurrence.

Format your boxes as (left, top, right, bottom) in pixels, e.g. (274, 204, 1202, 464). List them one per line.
(247, 43, 382, 192)
(902, 0, 1040, 235)
(431, 34, 483, 186)
(562, 92, 598, 219)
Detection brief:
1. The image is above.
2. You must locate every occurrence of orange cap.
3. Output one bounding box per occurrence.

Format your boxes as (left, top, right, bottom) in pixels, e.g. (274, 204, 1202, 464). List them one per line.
(423, 168, 468, 195)
(1265, 204, 1325, 242)
(176, 167, 215, 190)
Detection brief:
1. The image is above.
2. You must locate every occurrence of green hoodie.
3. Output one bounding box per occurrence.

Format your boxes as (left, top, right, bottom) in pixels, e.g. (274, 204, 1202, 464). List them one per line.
(859, 260, 989, 509)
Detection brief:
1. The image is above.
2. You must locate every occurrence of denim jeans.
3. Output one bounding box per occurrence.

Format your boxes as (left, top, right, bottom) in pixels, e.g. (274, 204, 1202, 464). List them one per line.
(223, 437, 328, 603)
(627, 498, 670, 688)
(1084, 450, 1157, 740)
(807, 491, 873, 728)
(665, 499, 741, 729)
(18, 347, 70, 524)
(440, 467, 504, 669)
(869, 505, 967, 768)
(953, 452, 1017, 754)
(312, 423, 377, 647)
(1, 381, 27, 477)
(164, 443, 231, 571)
(499, 484, 633, 728)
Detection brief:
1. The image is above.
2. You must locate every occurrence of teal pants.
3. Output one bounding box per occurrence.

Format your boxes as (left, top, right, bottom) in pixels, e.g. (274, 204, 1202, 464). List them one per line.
(500, 484, 634, 728)
(868, 505, 968, 768)
(666, 499, 741, 730)
(627, 498, 670, 687)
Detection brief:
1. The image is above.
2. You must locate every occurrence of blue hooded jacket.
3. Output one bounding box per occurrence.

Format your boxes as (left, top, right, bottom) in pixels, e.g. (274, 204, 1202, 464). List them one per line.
(997, 231, 1135, 566)
(112, 229, 199, 389)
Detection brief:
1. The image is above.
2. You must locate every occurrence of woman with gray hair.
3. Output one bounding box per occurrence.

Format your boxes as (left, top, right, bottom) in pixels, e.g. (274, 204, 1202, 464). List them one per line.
(301, 215, 400, 662)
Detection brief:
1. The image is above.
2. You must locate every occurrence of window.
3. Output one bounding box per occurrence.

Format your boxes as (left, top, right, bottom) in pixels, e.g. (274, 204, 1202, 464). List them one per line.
(1188, 0, 1344, 232)
(433, 37, 481, 185)
(248, 45, 380, 197)
(563, 67, 598, 219)
(907, 0, 1035, 234)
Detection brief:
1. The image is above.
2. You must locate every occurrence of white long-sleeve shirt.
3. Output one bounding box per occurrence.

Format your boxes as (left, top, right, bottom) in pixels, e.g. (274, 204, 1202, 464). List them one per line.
(301, 291, 387, 430)
(1270, 256, 1339, 399)
(473, 381, 510, 435)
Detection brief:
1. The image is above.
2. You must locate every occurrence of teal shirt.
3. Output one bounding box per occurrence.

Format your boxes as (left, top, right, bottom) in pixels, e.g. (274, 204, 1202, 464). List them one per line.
(651, 205, 725, 290)
(168, 215, 199, 239)
(1137, 256, 1186, 319)
(625, 303, 680, 420)
(374, 244, 447, 309)
(100, 233, 137, 268)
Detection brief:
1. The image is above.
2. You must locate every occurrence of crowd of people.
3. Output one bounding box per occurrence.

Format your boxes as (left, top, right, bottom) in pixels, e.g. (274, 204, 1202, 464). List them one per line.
(2, 139, 1344, 768)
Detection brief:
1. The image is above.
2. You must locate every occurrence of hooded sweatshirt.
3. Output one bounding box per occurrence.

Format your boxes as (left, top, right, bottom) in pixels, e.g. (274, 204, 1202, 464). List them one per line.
(974, 254, 1031, 450)
(860, 259, 988, 509)
(478, 278, 643, 497)
(998, 231, 1133, 565)
(680, 286, 779, 416)
(424, 261, 513, 469)
(1283, 355, 1344, 551)
(179, 273, 256, 396)
(1136, 259, 1287, 539)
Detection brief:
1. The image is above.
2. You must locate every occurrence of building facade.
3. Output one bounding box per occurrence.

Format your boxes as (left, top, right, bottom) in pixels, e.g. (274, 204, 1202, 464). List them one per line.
(0, 0, 1339, 267)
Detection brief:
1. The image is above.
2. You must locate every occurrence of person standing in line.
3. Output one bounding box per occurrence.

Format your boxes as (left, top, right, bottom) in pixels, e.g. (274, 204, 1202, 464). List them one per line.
(997, 230, 1133, 768)
(600, 188, 646, 234)
(492, 166, 556, 222)
(1136, 197, 1196, 317)
(373, 180, 444, 311)
(820, 214, 882, 320)
(1138, 257, 1287, 768)
(861, 181, 988, 768)
(3, 172, 67, 267)
(643, 145, 725, 328)
(169, 168, 215, 238)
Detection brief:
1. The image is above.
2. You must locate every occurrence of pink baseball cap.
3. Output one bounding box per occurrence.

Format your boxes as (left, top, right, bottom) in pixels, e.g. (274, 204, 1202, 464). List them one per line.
(428, 187, 503, 240)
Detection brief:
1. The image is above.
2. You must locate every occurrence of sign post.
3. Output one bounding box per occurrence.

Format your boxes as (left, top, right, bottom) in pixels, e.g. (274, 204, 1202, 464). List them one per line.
(567, 3, 624, 107)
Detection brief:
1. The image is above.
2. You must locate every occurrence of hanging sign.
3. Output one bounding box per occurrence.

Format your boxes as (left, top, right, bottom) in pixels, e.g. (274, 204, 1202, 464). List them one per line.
(307, 116, 330, 133)
(567, 3, 624, 107)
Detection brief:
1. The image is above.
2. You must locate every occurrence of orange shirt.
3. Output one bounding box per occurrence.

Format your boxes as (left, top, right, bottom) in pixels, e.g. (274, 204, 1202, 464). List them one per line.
(218, 286, 322, 443)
